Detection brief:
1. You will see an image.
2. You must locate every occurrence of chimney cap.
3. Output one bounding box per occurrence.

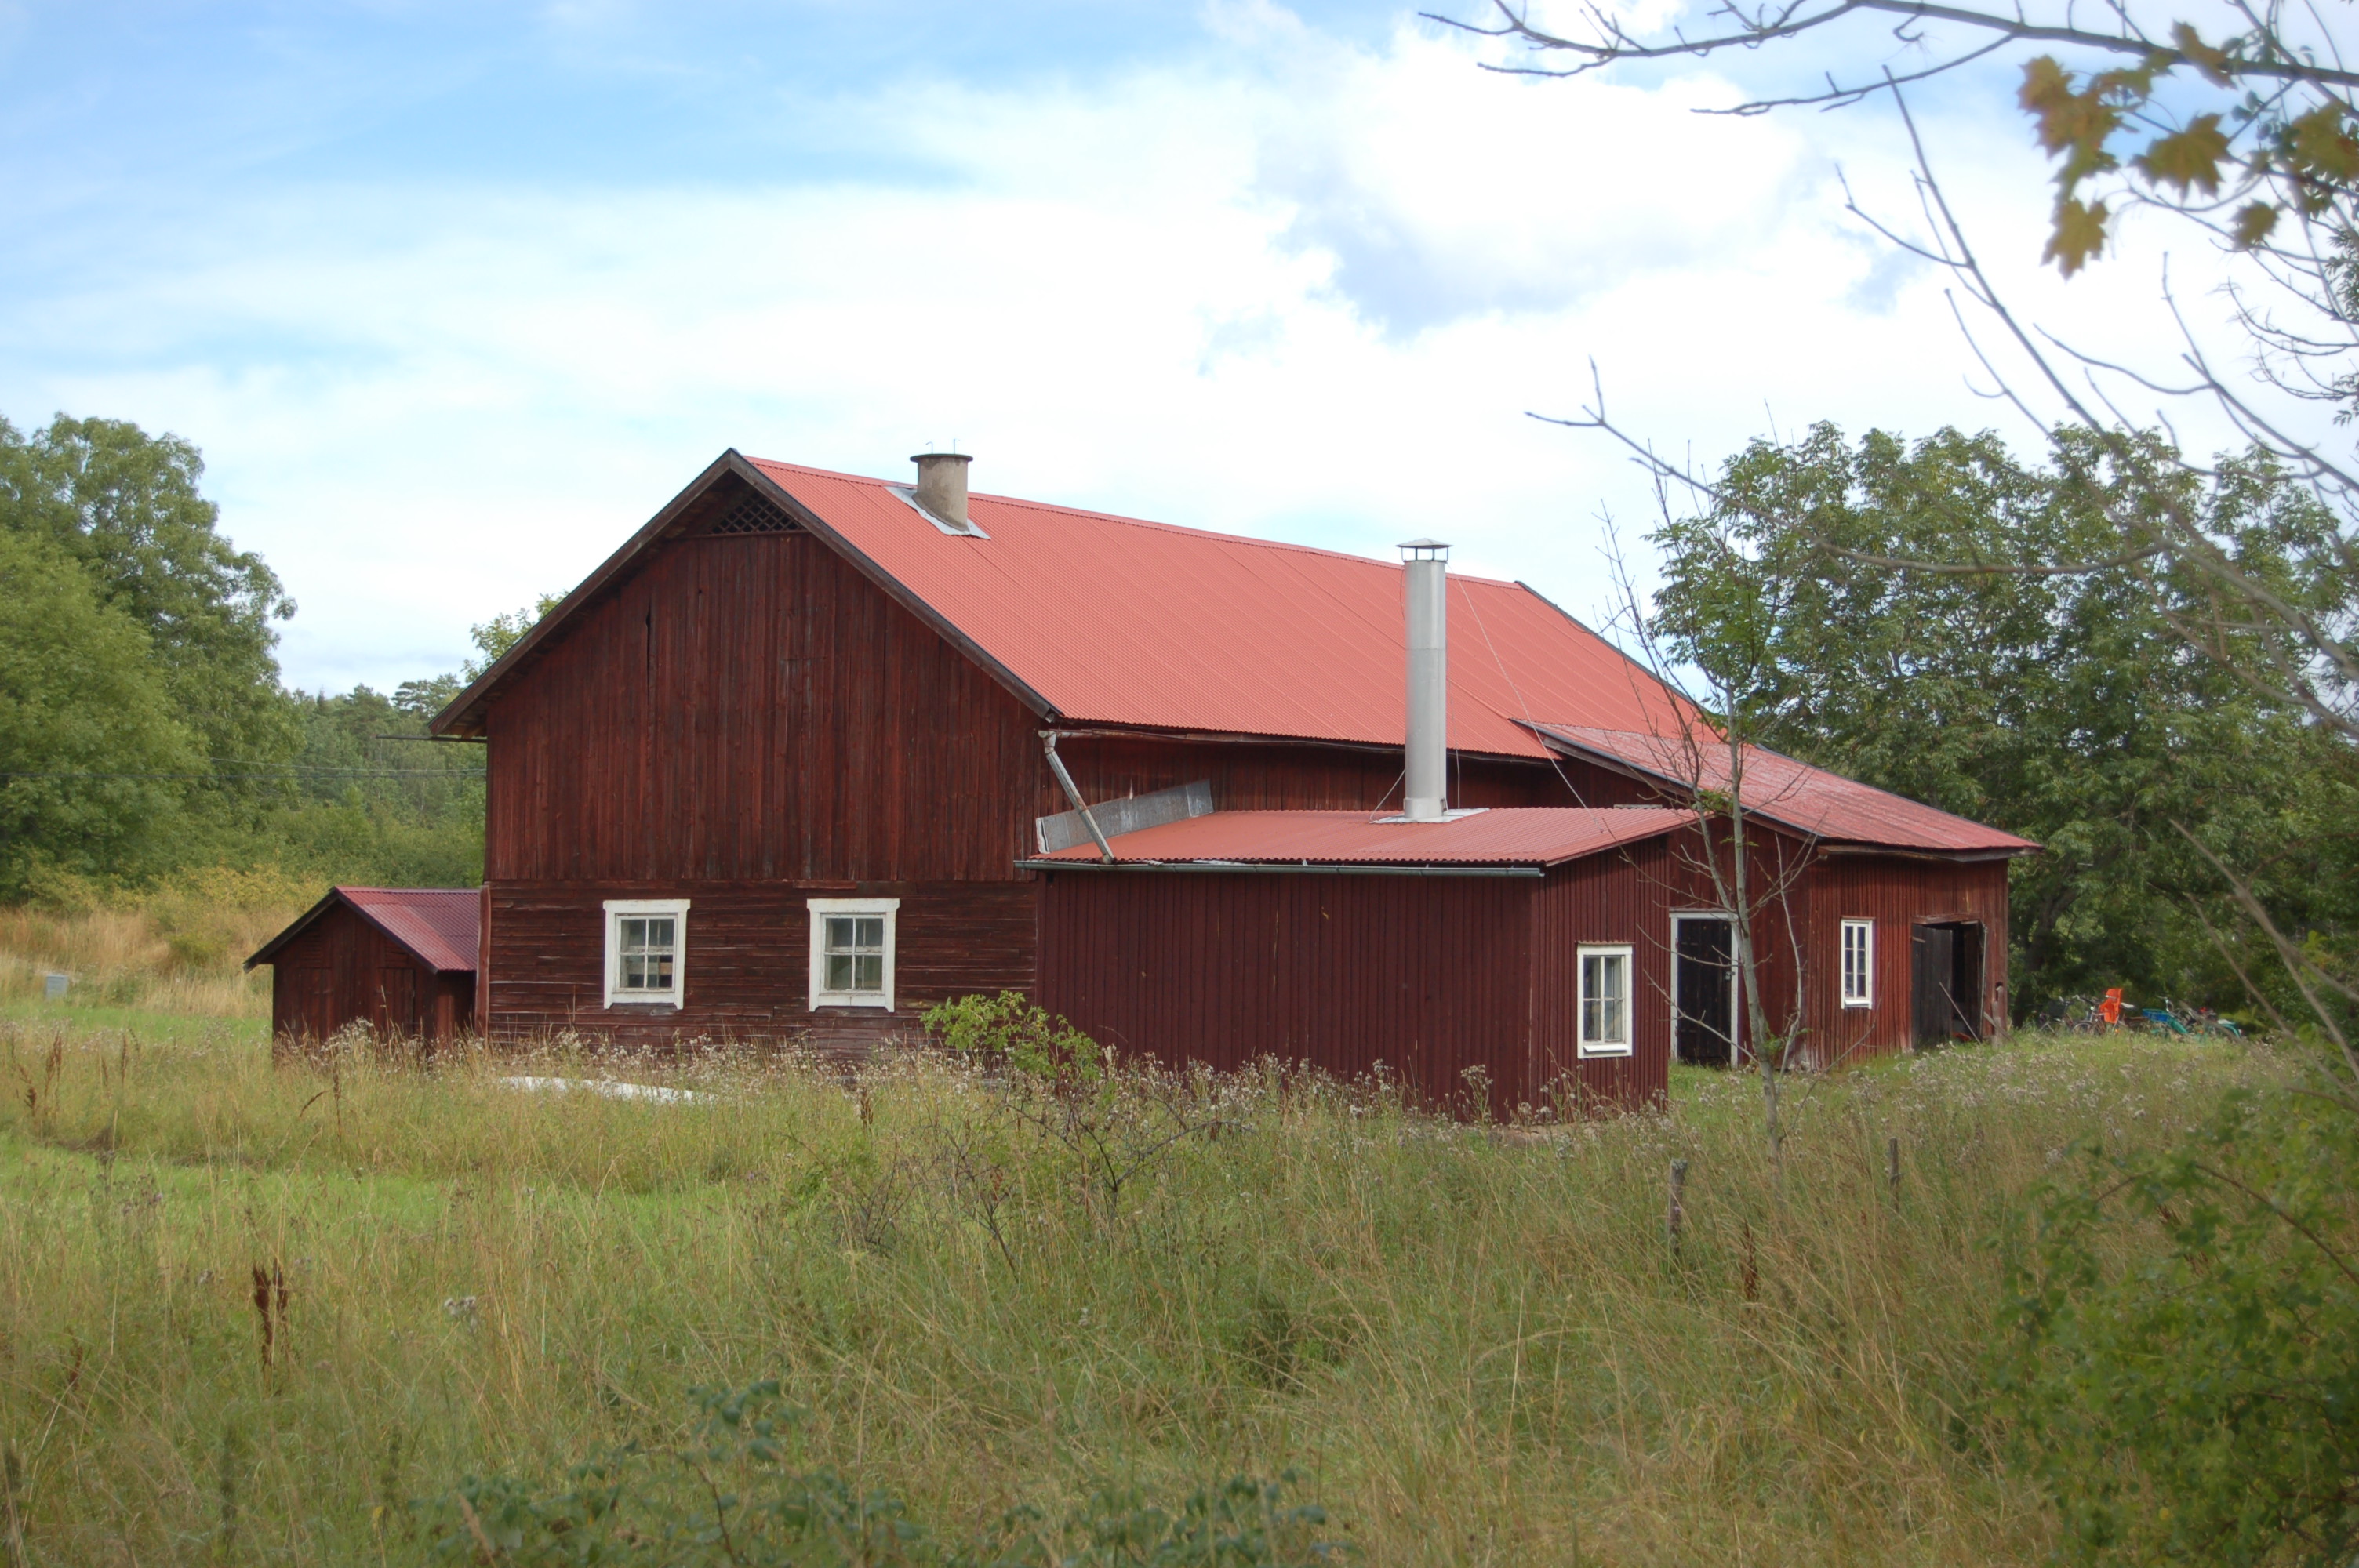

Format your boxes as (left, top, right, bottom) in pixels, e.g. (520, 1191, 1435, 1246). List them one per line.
(1398, 538, 1450, 561)
(911, 451, 972, 466)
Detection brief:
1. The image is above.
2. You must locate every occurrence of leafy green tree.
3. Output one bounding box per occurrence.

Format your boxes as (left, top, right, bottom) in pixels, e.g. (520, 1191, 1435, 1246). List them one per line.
(1650, 423, 2354, 1016)
(0, 530, 198, 894)
(464, 593, 565, 679)
(0, 414, 297, 775)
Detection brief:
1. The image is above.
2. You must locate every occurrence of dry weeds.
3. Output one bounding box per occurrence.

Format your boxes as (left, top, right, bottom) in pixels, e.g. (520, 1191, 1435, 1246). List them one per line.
(0, 1020, 2275, 1566)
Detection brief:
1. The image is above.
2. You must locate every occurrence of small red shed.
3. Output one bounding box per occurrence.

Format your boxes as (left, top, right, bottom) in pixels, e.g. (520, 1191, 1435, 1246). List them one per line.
(245, 887, 480, 1046)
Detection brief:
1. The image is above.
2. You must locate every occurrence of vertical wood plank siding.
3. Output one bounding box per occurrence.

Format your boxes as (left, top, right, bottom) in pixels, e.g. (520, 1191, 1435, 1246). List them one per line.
(1037, 829, 2012, 1116)
(1798, 855, 2012, 1063)
(267, 908, 472, 1047)
(1530, 840, 1677, 1109)
(1037, 870, 1559, 1115)
(485, 532, 1045, 884)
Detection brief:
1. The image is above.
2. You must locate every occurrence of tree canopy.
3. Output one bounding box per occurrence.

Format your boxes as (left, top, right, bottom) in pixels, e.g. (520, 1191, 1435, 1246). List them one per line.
(0, 414, 297, 773)
(0, 529, 198, 893)
(1650, 423, 2358, 1015)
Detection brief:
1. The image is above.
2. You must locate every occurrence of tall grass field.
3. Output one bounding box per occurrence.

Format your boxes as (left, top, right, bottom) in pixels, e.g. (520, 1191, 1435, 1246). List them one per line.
(0, 1007, 2278, 1566)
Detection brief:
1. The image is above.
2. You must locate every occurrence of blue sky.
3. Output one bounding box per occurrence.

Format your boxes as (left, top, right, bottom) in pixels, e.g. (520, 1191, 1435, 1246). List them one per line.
(0, 2, 2278, 691)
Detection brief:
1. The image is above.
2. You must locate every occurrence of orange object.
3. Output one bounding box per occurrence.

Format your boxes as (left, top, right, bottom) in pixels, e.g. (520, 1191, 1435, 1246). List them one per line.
(2100, 987, 2125, 1025)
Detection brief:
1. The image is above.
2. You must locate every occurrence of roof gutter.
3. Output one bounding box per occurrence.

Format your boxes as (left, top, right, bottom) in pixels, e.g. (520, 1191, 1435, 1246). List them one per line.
(1016, 858, 1544, 878)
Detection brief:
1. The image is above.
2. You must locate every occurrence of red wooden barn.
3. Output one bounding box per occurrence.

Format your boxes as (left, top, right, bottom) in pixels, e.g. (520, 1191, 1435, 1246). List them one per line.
(246, 887, 480, 1046)
(428, 451, 2033, 1110)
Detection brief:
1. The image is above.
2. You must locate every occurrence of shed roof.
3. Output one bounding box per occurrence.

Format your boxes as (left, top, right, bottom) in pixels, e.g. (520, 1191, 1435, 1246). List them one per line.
(1029, 807, 1696, 870)
(1528, 725, 2037, 856)
(245, 887, 481, 974)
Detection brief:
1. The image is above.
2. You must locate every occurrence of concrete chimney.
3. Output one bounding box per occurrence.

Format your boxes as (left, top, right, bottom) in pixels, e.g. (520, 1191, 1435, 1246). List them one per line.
(1400, 539, 1449, 822)
(911, 452, 972, 529)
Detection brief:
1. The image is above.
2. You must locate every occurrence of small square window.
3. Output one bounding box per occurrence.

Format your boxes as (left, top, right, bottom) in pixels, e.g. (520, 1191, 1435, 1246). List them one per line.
(603, 899, 689, 1008)
(809, 898, 899, 1011)
(1578, 944, 1634, 1057)
(1841, 919, 1874, 1007)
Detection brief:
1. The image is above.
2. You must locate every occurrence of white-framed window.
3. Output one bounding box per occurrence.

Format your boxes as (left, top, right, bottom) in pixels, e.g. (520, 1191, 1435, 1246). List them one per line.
(603, 898, 689, 1009)
(1841, 918, 1875, 1007)
(1577, 944, 1634, 1057)
(808, 898, 900, 1011)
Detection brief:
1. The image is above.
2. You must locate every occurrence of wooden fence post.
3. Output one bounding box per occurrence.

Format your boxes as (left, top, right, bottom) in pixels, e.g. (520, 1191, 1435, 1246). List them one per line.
(1666, 1159, 1689, 1257)
(1886, 1135, 1901, 1200)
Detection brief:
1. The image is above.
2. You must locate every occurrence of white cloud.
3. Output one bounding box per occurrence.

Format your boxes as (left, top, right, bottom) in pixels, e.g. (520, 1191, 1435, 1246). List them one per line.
(2, 8, 2306, 693)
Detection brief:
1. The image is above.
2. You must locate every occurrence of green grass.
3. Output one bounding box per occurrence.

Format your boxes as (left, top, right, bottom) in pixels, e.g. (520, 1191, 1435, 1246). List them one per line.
(0, 1021, 2273, 1565)
(0, 997, 270, 1044)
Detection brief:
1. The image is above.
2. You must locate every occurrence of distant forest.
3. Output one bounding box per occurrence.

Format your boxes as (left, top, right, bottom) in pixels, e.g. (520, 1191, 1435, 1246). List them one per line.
(2, 410, 2350, 1020)
(0, 413, 514, 902)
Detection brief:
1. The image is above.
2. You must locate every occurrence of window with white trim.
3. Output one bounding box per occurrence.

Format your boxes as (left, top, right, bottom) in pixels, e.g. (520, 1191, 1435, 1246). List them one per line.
(808, 898, 899, 1011)
(1577, 944, 1634, 1057)
(603, 898, 689, 1008)
(1841, 919, 1875, 1007)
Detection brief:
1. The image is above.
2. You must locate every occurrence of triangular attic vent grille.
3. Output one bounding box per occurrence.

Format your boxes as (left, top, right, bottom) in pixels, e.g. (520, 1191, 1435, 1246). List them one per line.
(707, 492, 802, 535)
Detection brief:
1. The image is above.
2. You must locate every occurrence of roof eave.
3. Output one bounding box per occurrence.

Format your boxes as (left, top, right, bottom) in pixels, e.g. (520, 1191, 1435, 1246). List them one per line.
(243, 887, 346, 969)
(430, 451, 743, 738)
(1525, 723, 2036, 859)
(430, 452, 1062, 739)
(245, 887, 478, 973)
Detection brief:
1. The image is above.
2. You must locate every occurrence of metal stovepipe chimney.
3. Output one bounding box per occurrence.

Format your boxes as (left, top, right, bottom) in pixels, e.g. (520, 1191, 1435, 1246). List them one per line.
(1399, 539, 1450, 822)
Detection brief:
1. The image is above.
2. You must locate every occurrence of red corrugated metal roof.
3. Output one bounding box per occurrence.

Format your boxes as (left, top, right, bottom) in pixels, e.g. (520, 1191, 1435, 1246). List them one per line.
(342, 887, 480, 971)
(432, 450, 2029, 858)
(1033, 807, 1696, 868)
(1530, 725, 2037, 855)
(246, 887, 480, 972)
(746, 459, 1692, 758)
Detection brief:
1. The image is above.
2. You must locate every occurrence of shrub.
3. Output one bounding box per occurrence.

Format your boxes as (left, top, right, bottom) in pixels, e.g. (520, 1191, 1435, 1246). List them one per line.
(1994, 1082, 2359, 1565)
(922, 991, 1104, 1087)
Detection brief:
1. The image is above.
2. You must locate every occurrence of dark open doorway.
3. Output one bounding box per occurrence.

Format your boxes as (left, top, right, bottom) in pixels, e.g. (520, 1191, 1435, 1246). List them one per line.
(1911, 921, 1985, 1045)
(1674, 915, 1736, 1065)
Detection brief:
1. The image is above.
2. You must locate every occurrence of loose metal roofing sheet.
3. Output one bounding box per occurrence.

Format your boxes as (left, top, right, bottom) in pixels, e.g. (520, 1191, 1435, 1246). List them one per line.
(1530, 725, 2038, 855)
(743, 458, 1692, 758)
(245, 887, 481, 973)
(1033, 807, 1696, 869)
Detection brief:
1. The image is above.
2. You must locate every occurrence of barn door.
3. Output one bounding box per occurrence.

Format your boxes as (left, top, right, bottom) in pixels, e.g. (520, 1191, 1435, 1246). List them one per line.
(1950, 924, 1985, 1040)
(1674, 916, 1736, 1066)
(1911, 923, 1984, 1044)
(372, 967, 420, 1039)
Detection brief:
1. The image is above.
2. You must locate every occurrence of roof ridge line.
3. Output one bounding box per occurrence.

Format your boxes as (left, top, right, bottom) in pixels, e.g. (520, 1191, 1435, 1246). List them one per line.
(743, 456, 1527, 586)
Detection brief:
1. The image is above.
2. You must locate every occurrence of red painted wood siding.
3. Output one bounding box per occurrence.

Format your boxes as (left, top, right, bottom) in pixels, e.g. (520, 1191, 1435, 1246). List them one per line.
(484, 531, 1046, 884)
(483, 879, 1036, 1054)
(1529, 838, 1677, 1109)
(1036, 869, 1540, 1115)
(265, 906, 472, 1047)
(1796, 854, 2012, 1065)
